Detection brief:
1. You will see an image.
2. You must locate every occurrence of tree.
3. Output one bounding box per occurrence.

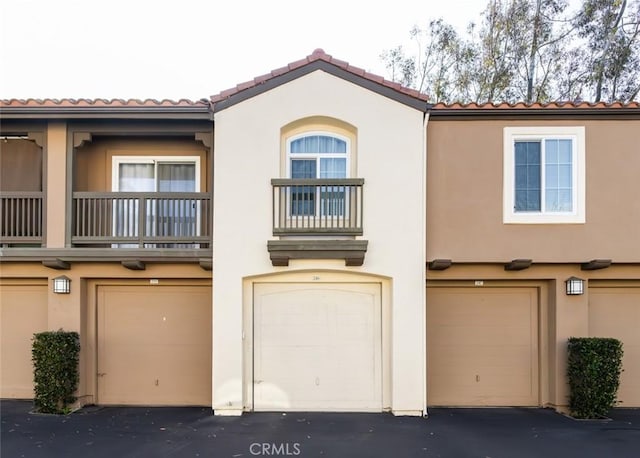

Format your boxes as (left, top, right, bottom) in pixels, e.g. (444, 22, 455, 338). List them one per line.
(381, 0, 640, 103)
(575, 0, 640, 102)
(382, 20, 462, 102)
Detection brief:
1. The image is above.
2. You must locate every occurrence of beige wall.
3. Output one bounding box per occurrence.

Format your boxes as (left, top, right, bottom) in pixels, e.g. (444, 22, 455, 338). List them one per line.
(0, 139, 42, 191)
(46, 122, 67, 248)
(426, 118, 640, 262)
(75, 137, 210, 192)
(0, 262, 211, 405)
(213, 70, 427, 415)
(426, 263, 640, 410)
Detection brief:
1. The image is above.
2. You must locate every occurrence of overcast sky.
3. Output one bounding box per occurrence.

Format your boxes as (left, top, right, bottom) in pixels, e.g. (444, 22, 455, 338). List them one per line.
(0, 0, 508, 100)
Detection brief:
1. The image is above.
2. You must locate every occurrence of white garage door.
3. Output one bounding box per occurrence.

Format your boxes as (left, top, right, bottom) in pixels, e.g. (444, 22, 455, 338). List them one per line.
(97, 284, 211, 406)
(253, 283, 382, 411)
(0, 282, 48, 398)
(589, 286, 640, 407)
(427, 287, 539, 406)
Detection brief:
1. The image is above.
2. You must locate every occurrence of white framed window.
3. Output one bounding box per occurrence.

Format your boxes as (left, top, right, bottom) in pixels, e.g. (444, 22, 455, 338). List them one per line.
(112, 156, 200, 193)
(111, 155, 201, 246)
(286, 132, 350, 217)
(503, 126, 585, 224)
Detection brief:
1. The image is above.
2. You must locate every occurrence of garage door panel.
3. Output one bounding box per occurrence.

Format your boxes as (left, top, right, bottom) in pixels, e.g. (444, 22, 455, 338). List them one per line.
(254, 283, 381, 411)
(98, 285, 211, 406)
(435, 345, 534, 366)
(589, 287, 640, 407)
(427, 287, 539, 406)
(431, 326, 532, 345)
(0, 284, 48, 398)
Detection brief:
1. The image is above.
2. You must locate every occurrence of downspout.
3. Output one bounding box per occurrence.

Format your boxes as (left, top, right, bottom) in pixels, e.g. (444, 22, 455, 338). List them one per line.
(422, 109, 430, 418)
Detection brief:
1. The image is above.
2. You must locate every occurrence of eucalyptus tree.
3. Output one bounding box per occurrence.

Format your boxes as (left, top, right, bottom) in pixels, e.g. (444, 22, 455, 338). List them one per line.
(382, 0, 640, 103)
(575, 0, 640, 102)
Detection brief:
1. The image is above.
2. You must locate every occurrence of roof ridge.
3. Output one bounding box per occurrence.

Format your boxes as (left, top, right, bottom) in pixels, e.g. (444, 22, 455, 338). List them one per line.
(210, 48, 430, 104)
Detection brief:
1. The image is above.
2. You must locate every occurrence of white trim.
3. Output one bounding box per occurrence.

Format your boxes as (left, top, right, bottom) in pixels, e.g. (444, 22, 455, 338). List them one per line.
(111, 155, 201, 192)
(503, 126, 585, 224)
(422, 112, 429, 417)
(110, 155, 203, 247)
(241, 272, 392, 413)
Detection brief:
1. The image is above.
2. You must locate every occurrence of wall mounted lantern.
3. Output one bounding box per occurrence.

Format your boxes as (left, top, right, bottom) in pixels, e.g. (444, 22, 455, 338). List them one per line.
(53, 275, 71, 294)
(565, 276, 584, 296)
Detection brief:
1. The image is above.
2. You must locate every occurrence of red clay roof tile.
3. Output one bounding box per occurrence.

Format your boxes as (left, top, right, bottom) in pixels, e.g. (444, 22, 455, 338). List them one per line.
(210, 49, 431, 104)
(0, 98, 209, 109)
(432, 101, 640, 110)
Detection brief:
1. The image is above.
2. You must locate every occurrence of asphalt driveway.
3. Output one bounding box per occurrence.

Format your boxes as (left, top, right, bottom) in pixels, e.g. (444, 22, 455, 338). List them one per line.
(2, 400, 639, 458)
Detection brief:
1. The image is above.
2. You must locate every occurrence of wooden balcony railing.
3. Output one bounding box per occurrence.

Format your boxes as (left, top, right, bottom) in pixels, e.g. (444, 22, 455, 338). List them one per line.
(0, 192, 44, 245)
(72, 192, 211, 248)
(271, 178, 364, 236)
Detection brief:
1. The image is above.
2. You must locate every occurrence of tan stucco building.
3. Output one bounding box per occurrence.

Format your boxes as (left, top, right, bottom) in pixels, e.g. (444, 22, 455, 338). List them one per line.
(1, 50, 639, 415)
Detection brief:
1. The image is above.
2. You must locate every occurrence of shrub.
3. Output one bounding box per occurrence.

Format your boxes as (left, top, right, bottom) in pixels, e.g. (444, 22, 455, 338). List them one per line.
(32, 330, 80, 414)
(567, 337, 623, 419)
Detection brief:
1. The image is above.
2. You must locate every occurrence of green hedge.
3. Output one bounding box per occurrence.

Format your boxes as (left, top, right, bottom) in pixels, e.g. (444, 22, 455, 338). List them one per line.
(567, 337, 623, 419)
(32, 330, 80, 414)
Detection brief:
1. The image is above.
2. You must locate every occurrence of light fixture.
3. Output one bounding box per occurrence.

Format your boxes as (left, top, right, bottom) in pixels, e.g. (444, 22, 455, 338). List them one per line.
(565, 276, 584, 296)
(53, 275, 71, 294)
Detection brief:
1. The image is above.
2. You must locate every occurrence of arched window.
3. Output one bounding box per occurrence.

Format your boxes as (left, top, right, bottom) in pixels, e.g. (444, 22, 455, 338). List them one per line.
(286, 133, 350, 217)
(287, 133, 349, 179)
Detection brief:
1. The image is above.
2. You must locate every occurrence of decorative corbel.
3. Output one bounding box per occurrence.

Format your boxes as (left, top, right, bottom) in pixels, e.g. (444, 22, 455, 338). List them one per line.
(73, 132, 92, 149)
(195, 132, 213, 149)
(27, 132, 45, 148)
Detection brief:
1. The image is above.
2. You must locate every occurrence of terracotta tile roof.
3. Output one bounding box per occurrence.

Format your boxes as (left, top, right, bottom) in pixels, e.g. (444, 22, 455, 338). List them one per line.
(0, 98, 209, 108)
(210, 48, 430, 104)
(432, 101, 640, 110)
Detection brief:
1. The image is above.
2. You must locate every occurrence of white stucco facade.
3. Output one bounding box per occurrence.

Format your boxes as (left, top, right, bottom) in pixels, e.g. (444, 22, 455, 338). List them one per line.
(212, 69, 427, 415)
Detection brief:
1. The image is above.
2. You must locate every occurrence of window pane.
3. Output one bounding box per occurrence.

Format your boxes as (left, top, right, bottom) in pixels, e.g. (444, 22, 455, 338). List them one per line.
(291, 135, 346, 154)
(558, 190, 572, 211)
(545, 140, 573, 212)
(158, 163, 196, 192)
(546, 165, 558, 188)
(119, 163, 154, 191)
(545, 139, 558, 163)
(558, 165, 572, 187)
(291, 159, 316, 178)
(557, 139, 572, 163)
(545, 189, 559, 211)
(320, 158, 346, 178)
(514, 141, 541, 212)
(291, 160, 316, 215)
(319, 136, 346, 153)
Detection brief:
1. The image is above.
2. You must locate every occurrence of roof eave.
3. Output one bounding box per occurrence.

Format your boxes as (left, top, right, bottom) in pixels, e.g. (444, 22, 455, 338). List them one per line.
(0, 106, 213, 120)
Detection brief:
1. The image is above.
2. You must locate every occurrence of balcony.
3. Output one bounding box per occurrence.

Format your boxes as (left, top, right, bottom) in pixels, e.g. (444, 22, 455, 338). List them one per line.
(0, 192, 44, 246)
(269, 178, 367, 266)
(271, 178, 364, 236)
(72, 192, 211, 248)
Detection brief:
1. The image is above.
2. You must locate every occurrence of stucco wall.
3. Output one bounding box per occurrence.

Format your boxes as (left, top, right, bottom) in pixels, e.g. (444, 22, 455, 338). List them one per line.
(75, 137, 210, 192)
(0, 262, 212, 406)
(426, 118, 640, 262)
(213, 70, 426, 414)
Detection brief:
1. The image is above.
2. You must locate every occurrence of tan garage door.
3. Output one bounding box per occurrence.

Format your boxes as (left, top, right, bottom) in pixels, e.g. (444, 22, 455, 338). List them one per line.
(589, 286, 640, 407)
(427, 287, 539, 406)
(0, 282, 48, 398)
(253, 283, 382, 411)
(97, 285, 211, 406)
